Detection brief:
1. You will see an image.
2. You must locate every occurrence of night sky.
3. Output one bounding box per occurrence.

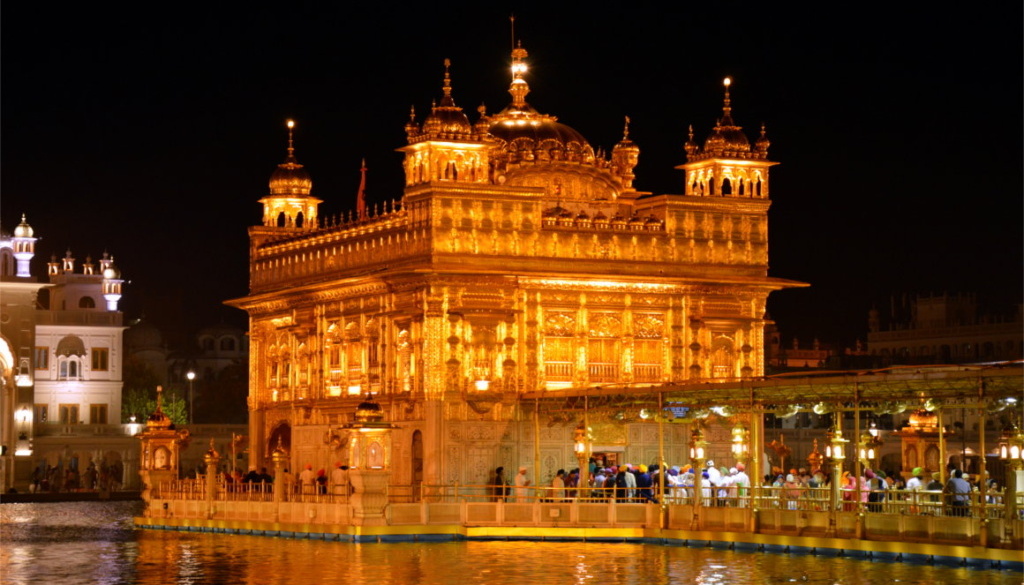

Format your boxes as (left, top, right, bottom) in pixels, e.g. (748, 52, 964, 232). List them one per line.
(3, 4, 1021, 350)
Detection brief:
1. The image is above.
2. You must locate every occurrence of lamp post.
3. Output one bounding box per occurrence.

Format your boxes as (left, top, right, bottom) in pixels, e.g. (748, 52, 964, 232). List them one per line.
(857, 422, 883, 470)
(689, 423, 708, 529)
(186, 370, 196, 424)
(825, 424, 848, 537)
(573, 424, 589, 498)
(998, 423, 1024, 535)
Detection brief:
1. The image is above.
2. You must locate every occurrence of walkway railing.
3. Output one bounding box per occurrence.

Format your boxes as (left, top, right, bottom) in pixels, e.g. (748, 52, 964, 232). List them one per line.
(149, 479, 1023, 549)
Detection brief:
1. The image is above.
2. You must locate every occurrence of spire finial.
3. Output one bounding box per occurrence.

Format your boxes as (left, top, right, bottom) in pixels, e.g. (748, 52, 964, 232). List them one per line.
(721, 77, 733, 123)
(442, 58, 452, 98)
(623, 115, 631, 140)
(356, 159, 367, 221)
(286, 119, 296, 159)
(508, 23, 530, 108)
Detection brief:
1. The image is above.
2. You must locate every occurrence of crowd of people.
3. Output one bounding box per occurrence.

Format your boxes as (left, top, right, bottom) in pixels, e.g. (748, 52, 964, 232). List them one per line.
(487, 460, 1010, 517)
(28, 459, 123, 493)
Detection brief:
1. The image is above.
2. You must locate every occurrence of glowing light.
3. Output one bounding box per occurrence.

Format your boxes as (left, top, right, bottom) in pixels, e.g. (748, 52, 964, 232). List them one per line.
(474, 380, 490, 391)
(723, 77, 732, 87)
(287, 119, 295, 129)
(347, 385, 362, 396)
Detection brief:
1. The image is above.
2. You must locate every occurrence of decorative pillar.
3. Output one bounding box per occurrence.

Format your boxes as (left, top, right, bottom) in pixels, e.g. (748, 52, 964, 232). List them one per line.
(203, 439, 220, 519)
(271, 439, 288, 522)
(343, 396, 396, 526)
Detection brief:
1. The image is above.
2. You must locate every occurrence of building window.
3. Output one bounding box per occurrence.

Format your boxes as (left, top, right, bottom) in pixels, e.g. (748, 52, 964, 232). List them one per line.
(91, 348, 109, 371)
(34, 347, 49, 370)
(34, 404, 48, 423)
(220, 337, 235, 351)
(59, 358, 82, 380)
(89, 404, 108, 425)
(544, 337, 574, 381)
(587, 338, 621, 382)
(633, 339, 664, 382)
(59, 403, 80, 425)
(78, 296, 96, 309)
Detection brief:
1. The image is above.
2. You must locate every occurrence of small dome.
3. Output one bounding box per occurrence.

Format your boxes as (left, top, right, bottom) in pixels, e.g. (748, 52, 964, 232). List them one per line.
(269, 156, 313, 196)
(13, 215, 33, 238)
(704, 122, 751, 153)
(102, 261, 121, 279)
(355, 399, 385, 424)
(424, 99, 472, 136)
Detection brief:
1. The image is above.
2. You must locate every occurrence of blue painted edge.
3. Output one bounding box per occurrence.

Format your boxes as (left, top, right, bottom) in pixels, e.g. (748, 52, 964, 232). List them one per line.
(135, 523, 1024, 571)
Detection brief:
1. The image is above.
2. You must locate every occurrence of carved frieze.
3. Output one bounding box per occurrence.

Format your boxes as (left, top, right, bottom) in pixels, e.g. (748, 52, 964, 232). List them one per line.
(544, 313, 576, 337)
(588, 313, 622, 338)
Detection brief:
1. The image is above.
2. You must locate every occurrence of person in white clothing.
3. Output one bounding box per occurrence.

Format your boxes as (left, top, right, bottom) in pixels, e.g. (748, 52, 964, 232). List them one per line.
(514, 466, 531, 502)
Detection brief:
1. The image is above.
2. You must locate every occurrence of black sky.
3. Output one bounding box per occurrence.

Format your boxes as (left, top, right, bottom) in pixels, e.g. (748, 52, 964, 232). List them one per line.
(2, 3, 1021, 349)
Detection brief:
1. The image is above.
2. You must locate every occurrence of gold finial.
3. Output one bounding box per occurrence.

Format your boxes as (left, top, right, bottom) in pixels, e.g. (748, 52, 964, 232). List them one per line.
(286, 119, 296, 158)
(442, 58, 452, 98)
(408, 105, 416, 122)
(623, 116, 631, 140)
(688, 124, 694, 140)
(510, 14, 515, 52)
(721, 77, 733, 122)
(155, 385, 164, 412)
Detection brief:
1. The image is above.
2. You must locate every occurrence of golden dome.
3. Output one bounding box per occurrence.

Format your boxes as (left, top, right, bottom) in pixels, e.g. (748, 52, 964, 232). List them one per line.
(487, 42, 596, 165)
(355, 398, 385, 424)
(269, 120, 313, 196)
(13, 214, 33, 238)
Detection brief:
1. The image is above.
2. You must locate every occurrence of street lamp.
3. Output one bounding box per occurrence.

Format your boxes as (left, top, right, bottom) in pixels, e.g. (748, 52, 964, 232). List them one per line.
(186, 370, 196, 424)
(858, 424, 883, 469)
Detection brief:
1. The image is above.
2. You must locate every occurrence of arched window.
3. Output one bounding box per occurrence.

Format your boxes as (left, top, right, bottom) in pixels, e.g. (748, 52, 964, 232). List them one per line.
(721, 178, 732, 195)
(220, 337, 236, 351)
(78, 296, 96, 309)
(201, 337, 214, 351)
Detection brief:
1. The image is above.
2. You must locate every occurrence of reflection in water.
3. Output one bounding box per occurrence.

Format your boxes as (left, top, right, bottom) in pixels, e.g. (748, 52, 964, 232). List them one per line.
(1, 502, 1017, 585)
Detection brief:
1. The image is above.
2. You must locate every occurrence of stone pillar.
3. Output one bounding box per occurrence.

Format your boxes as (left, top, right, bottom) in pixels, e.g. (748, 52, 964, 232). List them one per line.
(271, 441, 287, 523)
(203, 440, 220, 520)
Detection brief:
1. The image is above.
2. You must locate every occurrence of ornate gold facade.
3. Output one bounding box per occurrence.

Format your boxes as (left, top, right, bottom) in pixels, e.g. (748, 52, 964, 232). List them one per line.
(228, 45, 803, 487)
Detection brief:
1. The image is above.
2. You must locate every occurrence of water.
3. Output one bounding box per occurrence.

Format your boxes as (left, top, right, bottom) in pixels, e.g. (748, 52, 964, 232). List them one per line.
(1, 502, 1019, 585)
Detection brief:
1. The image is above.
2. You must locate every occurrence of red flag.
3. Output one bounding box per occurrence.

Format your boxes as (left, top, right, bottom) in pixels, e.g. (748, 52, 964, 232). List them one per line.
(356, 158, 367, 220)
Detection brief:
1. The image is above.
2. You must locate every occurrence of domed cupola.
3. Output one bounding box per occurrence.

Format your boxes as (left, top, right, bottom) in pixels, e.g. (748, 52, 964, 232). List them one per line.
(259, 120, 322, 229)
(268, 120, 313, 197)
(399, 61, 492, 187)
(13, 214, 34, 238)
(677, 77, 776, 200)
(423, 60, 473, 137)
